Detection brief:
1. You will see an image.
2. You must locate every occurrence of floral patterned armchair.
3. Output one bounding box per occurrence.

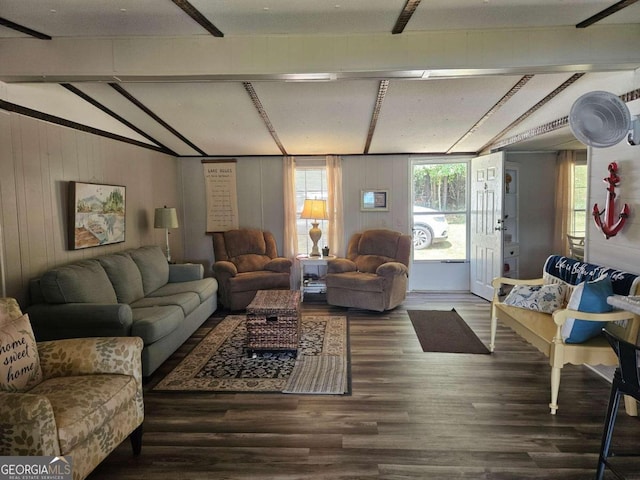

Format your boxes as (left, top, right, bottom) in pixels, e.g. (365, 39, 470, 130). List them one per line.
(0, 297, 144, 480)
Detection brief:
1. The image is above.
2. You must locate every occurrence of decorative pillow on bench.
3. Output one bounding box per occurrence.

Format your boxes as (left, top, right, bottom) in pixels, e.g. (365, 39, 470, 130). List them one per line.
(561, 276, 613, 344)
(503, 283, 567, 314)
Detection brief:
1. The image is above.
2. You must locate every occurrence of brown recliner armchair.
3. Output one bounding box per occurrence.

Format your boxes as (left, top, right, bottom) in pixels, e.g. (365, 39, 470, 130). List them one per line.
(325, 229, 411, 312)
(212, 229, 292, 311)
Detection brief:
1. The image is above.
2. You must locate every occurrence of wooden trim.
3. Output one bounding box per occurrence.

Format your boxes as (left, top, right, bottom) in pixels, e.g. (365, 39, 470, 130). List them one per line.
(109, 83, 207, 156)
(447, 75, 534, 154)
(364, 80, 389, 154)
(61, 83, 177, 156)
(0, 99, 173, 155)
(392, 0, 422, 34)
(576, 0, 639, 28)
(171, 0, 224, 37)
(243, 82, 288, 155)
(0, 17, 51, 40)
(481, 73, 585, 152)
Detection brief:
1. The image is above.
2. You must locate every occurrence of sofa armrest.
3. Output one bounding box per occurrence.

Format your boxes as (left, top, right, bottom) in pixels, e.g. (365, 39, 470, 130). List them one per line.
(213, 260, 238, 278)
(376, 262, 408, 277)
(26, 303, 133, 340)
(552, 308, 635, 327)
(327, 258, 357, 274)
(169, 263, 204, 282)
(38, 337, 144, 384)
(265, 257, 293, 273)
(0, 392, 60, 456)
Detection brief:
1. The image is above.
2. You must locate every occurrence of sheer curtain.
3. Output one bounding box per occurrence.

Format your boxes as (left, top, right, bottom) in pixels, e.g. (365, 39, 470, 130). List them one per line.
(326, 155, 344, 257)
(554, 150, 576, 256)
(283, 155, 299, 289)
(283, 155, 298, 259)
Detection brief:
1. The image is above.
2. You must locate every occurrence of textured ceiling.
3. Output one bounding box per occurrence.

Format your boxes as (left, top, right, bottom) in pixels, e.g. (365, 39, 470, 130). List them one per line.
(1, 0, 640, 157)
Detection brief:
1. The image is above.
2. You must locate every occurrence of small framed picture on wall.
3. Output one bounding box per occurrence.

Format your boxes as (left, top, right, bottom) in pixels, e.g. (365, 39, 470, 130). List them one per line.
(361, 189, 389, 211)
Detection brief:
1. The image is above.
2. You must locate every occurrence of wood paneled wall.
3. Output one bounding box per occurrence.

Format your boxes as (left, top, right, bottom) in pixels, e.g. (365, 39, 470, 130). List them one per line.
(0, 112, 181, 307)
(588, 98, 640, 274)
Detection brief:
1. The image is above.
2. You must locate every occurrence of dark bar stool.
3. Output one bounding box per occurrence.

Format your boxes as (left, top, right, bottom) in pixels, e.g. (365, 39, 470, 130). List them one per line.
(596, 329, 640, 479)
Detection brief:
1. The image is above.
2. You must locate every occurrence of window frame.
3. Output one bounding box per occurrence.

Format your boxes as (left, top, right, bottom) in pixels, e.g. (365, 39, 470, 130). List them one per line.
(294, 158, 328, 256)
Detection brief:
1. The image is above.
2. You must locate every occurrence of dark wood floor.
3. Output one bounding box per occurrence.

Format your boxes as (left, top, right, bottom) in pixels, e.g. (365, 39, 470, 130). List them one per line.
(90, 293, 640, 479)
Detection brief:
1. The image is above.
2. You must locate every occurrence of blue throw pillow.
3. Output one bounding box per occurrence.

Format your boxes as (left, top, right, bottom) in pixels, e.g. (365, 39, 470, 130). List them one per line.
(561, 276, 613, 343)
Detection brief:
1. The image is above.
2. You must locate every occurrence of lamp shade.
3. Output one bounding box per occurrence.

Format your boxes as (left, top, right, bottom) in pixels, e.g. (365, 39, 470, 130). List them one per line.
(300, 199, 328, 220)
(154, 207, 179, 229)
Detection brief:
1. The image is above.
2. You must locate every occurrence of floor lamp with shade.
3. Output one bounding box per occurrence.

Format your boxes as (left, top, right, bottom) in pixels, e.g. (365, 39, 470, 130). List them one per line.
(300, 199, 328, 257)
(154, 206, 179, 262)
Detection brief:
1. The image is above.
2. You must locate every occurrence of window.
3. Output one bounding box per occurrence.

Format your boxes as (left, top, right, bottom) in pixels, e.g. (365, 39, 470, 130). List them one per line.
(571, 163, 587, 235)
(412, 161, 467, 261)
(295, 165, 328, 255)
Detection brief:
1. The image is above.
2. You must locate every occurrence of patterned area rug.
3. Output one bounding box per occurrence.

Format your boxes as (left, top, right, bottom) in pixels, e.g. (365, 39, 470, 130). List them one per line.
(154, 315, 349, 394)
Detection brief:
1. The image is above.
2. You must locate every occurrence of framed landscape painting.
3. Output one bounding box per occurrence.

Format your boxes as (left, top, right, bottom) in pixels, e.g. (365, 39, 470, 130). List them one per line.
(68, 181, 126, 250)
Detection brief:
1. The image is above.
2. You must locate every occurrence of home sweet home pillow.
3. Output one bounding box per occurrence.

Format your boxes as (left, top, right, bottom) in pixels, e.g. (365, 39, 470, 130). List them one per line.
(0, 312, 43, 392)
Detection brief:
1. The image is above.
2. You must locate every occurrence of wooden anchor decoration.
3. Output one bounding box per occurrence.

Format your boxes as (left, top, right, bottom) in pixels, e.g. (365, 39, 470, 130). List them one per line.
(593, 162, 630, 239)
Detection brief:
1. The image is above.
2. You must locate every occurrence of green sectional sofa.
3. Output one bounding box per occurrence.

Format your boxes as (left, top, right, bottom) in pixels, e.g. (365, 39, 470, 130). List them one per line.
(26, 245, 218, 376)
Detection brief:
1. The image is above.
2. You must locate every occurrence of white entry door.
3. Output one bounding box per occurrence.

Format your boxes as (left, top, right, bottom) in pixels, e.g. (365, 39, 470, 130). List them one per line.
(470, 152, 504, 300)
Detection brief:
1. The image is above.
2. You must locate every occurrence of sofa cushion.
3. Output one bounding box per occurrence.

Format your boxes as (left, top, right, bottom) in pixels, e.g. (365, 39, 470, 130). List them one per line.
(131, 292, 200, 317)
(358, 229, 401, 259)
(0, 313, 43, 392)
(129, 246, 170, 295)
(355, 255, 395, 274)
(561, 276, 613, 344)
(224, 228, 266, 258)
(325, 271, 385, 292)
(39, 260, 117, 304)
(148, 277, 218, 303)
(228, 271, 291, 293)
(130, 305, 183, 344)
(27, 373, 137, 453)
(504, 283, 567, 314)
(98, 253, 144, 304)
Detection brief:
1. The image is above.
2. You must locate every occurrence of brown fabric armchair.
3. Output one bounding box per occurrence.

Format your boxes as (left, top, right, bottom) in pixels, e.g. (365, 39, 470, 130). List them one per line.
(212, 229, 292, 311)
(325, 229, 411, 312)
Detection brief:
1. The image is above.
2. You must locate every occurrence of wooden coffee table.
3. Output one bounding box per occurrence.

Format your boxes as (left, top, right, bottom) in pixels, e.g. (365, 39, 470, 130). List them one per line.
(245, 290, 301, 355)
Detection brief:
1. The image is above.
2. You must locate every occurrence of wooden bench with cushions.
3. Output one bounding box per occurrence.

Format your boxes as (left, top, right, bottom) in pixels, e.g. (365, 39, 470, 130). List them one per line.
(491, 255, 640, 415)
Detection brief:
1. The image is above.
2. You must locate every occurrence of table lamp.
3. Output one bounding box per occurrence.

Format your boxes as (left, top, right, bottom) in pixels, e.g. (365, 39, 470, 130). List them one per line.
(154, 206, 179, 262)
(300, 199, 328, 257)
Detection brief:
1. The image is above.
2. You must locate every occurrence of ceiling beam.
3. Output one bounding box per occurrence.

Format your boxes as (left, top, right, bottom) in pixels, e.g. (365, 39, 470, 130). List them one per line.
(0, 99, 172, 154)
(243, 82, 288, 156)
(480, 73, 585, 152)
(446, 75, 534, 154)
(0, 17, 51, 40)
(493, 86, 640, 150)
(392, 0, 422, 34)
(364, 80, 389, 154)
(110, 83, 207, 156)
(61, 83, 177, 156)
(576, 0, 639, 28)
(171, 0, 224, 37)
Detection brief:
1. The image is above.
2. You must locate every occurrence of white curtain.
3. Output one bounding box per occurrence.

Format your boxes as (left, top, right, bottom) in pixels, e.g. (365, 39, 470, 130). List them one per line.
(326, 155, 344, 257)
(283, 156, 299, 289)
(554, 150, 576, 256)
(283, 155, 298, 259)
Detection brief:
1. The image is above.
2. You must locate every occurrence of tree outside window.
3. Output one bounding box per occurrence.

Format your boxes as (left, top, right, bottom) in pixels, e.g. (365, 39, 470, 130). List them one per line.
(412, 162, 467, 261)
